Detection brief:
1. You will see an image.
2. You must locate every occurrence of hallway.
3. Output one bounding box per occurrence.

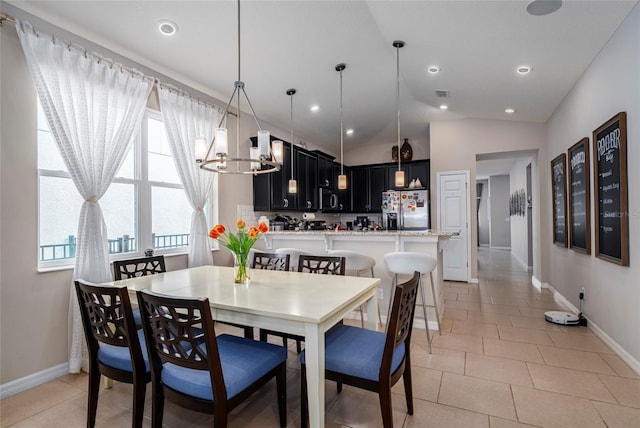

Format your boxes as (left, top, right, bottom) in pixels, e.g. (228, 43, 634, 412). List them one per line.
(2, 249, 639, 427)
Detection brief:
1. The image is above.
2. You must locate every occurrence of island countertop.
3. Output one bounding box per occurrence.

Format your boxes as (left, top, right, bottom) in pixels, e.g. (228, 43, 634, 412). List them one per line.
(265, 230, 456, 237)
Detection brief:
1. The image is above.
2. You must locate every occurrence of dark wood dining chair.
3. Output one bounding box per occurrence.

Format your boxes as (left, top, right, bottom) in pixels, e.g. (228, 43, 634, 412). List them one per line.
(300, 271, 421, 428)
(113, 255, 166, 280)
(260, 255, 346, 353)
(74, 280, 150, 428)
(136, 289, 288, 428)
(113, 255, 166, 326)
(252, 252, 291, 271)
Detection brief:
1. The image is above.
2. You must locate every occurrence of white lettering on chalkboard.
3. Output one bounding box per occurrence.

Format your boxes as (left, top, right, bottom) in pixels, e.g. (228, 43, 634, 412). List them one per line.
(571, 151, 585, 169)
(597, 128, 620, 161)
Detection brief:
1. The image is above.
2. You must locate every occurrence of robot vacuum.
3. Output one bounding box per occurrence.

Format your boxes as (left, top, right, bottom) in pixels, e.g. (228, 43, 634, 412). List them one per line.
(544, 311, 581, 325)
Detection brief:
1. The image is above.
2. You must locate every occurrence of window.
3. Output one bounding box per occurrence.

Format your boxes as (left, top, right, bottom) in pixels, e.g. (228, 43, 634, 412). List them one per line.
(38, 103, 196, 267)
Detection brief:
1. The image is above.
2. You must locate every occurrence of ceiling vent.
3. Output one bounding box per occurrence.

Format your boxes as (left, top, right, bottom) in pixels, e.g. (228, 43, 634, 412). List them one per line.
(435, 90, 449, 98)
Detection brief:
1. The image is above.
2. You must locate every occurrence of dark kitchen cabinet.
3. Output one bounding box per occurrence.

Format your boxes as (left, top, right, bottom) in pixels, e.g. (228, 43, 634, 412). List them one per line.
(294, 147, 318, 211)
(316, 152, 335, 188)
(350, 165, 387, 213)
(252, 138, 295, 211)
(387, 160, 430, 190)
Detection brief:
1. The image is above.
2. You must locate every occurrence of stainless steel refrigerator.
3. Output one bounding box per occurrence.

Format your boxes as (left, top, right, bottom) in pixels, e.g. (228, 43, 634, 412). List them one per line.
(382, 189, 429, 230)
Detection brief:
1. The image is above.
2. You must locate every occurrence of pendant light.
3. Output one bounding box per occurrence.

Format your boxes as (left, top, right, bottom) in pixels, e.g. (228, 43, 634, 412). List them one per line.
(336, 63, 347, 190)
(393, 40, 405, 188)
(196, 0, 280, 175)
(287, 88, 297, 194)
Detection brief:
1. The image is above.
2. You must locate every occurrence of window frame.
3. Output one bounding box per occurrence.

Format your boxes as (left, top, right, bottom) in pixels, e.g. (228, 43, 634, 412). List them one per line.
(37, 105, 213, 269)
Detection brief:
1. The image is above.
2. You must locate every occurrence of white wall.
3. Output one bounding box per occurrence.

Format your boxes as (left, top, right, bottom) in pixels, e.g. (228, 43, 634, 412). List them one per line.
(430, 119, 546, 280)
(545, 4, 640, 364)
(510, 158, 533, 269)
(488, 175, 511, 248)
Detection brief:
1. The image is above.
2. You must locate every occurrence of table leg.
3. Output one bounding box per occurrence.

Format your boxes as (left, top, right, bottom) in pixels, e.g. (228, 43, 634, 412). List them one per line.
(304, 323, 325, 428)
(366, 293, 379, 331)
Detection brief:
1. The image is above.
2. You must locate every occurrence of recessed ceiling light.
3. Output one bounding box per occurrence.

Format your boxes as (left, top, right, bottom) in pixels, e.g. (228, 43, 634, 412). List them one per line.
(346, 129, 354, 136)
(427, 65, 440, 74)
(439, 105, 448, 110)
(505, 108, 516, 114)
(517, 65, 532, 75)
(158, 20, 178, 36)
(310, 105, 319, 112)
(526, 0, 562, 16)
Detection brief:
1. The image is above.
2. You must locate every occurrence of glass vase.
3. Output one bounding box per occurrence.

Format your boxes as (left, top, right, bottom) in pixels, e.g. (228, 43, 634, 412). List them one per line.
(234, 254, 251, 284)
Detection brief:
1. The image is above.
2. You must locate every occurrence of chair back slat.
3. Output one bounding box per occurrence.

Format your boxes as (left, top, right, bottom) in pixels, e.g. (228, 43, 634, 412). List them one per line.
(75, 281, 136, 347)
(298, 255, 345, 275)
(252, 252, 290, 271)
(113, 255, 166, 280)
(381, 271, 420, 376)
(137, 291, 212, 370)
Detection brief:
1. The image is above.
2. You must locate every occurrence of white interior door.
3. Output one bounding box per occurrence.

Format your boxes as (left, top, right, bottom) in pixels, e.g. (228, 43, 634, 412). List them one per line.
(438, 172, 470, 282)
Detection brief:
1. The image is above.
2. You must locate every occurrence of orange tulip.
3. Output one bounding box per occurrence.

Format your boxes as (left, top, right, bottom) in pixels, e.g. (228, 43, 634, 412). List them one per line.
(236, 219, 246, 229)
(208, 229, 219, 239)
(213, 224, 225, 234)
(258, 222, 269, 233)
(248, 226, 259, 238)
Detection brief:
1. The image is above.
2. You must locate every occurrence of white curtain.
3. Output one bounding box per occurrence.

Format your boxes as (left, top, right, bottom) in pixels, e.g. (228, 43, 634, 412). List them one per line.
(17, 20, 153, 373)
(157, 84, 222, 267)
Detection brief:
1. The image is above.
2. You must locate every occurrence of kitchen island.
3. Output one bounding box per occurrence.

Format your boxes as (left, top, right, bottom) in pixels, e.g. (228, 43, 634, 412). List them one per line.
(254, 230, 452, 330)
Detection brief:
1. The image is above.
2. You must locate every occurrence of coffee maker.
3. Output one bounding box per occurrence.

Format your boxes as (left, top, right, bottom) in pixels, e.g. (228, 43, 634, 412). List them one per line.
(386, 212, 398, 231)
(356, 216, 369, 230)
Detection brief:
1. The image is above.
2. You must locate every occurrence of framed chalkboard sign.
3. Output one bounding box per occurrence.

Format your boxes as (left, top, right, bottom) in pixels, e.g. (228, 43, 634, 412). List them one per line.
(551, 154, 568, 247)
(568, 138, 591, 254)
(593, 112, 629, 266)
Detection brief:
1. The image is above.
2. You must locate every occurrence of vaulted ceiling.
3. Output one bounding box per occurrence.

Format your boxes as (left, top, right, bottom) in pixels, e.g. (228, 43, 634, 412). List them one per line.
(7, 1, 637, 153)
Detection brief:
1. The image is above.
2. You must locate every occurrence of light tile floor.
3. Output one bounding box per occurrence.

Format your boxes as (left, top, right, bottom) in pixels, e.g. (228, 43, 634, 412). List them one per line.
(2, 248, 639, 427)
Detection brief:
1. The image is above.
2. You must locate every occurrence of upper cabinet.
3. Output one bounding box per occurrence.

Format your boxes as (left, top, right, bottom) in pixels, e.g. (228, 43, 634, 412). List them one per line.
(252, 137, 295, 211)
(316, 152, 335, 188)
(294, 147, 318, 211)
(387, 160, 430, 190)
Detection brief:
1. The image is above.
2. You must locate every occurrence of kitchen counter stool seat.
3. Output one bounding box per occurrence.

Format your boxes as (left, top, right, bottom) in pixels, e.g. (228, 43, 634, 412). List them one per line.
(327, 249, 380, 327)
(383, 251, 441, 353)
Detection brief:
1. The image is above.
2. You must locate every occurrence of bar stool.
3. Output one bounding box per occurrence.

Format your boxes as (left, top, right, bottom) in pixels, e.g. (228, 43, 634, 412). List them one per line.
(384, 251, 441, 353)
(327, 249, 381, 327)
(274, 248, 312, 271)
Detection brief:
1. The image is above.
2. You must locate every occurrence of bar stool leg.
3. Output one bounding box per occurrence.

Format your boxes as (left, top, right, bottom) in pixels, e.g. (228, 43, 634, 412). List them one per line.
(429, 271, 441, 336)
(371, 267, 382, 326)
(356, 270, 366, 328)
(419, 275, 432, 354)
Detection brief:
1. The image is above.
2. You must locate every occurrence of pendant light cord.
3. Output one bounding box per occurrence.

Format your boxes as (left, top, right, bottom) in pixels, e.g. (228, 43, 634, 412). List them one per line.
(290, 91, 295, 180)
(396, 41, 401, 172)
(339, 68, 344, 176)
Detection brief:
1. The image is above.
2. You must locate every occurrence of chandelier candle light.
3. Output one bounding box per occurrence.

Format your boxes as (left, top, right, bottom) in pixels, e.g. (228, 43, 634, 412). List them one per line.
(336, 63, 347, 190)
(209, 219, 269, 284)
(393, 40, 405, 188)
(195, 0, 281, 174)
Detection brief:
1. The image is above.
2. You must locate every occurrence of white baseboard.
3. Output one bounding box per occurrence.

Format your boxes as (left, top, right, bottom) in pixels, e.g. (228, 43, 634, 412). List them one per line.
(490, 246, 511, 250)
(468, 278, 479, 284)
(545, 283, 640, 376)
(0, 362, 69, 399)
(531, 275, 549, 289)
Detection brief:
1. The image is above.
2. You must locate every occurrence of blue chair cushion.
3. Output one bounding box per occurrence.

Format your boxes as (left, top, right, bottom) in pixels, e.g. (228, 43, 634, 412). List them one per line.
(162, 334, 287, 401)
(98, 329, 150, 372)
(300, 324, 405, 381)
(132, 307, 142, 325)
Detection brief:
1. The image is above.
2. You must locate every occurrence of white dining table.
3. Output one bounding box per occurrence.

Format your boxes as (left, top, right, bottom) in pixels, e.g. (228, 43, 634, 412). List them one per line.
(106, 265, 380, 428)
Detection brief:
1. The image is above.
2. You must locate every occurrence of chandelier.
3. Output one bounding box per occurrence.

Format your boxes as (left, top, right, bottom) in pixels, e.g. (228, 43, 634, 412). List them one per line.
(195, 0, 281, 174)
